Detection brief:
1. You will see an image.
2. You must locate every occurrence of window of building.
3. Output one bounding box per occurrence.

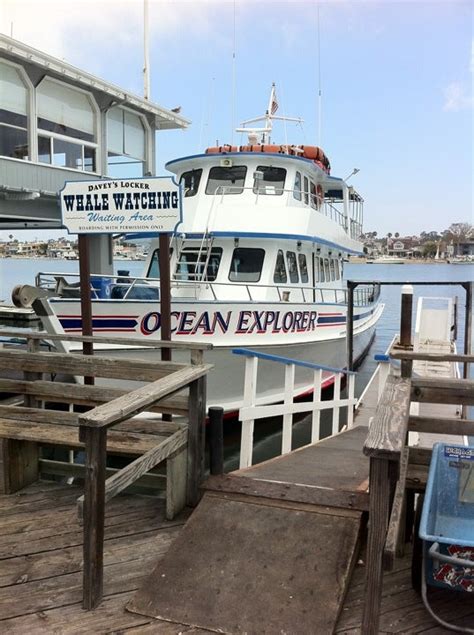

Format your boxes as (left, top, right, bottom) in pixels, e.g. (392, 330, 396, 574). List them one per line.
(0, 61, 29, 160)
(274, 250, 287, 283)
(176, 247, 223, 282)
(229, 247, 264, 282)
(107, 107, 146, 177)
(286, 251, 299, 283)
(293, 171, 302, 201)
(180, 169, 202, 197)
(253, 166, 286, 195)
(310, 182, 317, 210)
(298, 253, 309, 283)
(324, 258, 330, 281)
(303, 176, 309, 205)
(206, 166, 247, 195)
(37, 78, 97, 171)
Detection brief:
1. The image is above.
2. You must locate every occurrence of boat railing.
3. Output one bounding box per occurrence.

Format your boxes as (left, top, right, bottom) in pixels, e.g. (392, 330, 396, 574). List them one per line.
(211, 184, 359, 233)
(232, 348, 357, 469)
(35, 270, 380, 306)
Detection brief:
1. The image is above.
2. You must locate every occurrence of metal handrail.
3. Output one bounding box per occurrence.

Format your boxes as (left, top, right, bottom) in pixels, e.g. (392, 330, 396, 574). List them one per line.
(36, 270, 380, 306)
(232, 348, 357, 375)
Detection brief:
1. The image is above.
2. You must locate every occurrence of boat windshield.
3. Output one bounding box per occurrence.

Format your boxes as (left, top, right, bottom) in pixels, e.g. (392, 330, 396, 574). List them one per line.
(205, 166, 247, 195)
(180, 169, 202, 197)
(253, 166, 286, 195)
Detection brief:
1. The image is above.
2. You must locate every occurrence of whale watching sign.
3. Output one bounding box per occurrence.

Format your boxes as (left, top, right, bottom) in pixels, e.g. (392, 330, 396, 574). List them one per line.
(60, 177, 182, 234)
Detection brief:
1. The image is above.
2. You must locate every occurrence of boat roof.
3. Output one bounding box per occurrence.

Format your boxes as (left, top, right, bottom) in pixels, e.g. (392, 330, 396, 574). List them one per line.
(166, 152, 344, 182)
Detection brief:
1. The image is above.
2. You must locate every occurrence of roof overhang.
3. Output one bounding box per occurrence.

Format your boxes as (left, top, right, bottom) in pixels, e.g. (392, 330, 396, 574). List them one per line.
(0, 34, 190, 131)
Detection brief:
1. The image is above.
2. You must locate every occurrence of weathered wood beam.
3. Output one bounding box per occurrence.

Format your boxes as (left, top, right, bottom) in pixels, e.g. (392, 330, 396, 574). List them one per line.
(80, 425, 106, 610)
(390, 349, 474, 363)
(187, 376, 206, 507)
(411, 377, 474, 406)
(384, 447, 409, 571)
(362, 457, 392, 634)
(0, 378, 189, 416)
(364, 376, 411, 459)
(408, 415, 474, 436)
(38, 458, 166, 490)
(0, 349, 187, 382)
(76, 428, 187, 517)
(78, 364, 211, 429)
(202, 474, 370, 512)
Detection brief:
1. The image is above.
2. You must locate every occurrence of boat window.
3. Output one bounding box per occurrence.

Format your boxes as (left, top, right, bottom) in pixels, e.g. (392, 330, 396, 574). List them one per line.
(313, 255, 320, 283)
(180, 169, 203, 197)
(229, 248, 265, 282)
(324, 258, 330, 281)
(286, 251, 299, 283)
(330, 259, 336, 281)
(310, 182, 317, 210)
(206, 166, 247, 195)
(176, 247, 223, 282)
(298, 253, 309, 283)
(253, 166, 286, 195)
(303, 176, 309, 205)
(147, 248, 174, 278)
(319, 258, 325, 282)
(293, 171, 302, 201)
(274, 250, 287, 283)
(334, 260, 340, 280)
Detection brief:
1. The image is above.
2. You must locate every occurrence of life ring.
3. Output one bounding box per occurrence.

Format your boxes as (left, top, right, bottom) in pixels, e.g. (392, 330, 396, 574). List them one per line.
(316, 184, 324, 208)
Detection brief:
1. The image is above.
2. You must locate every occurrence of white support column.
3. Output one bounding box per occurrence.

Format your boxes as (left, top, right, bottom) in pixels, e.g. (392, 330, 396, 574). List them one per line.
(239, 356, 258, 469)
(347, 373, 355, 428)
(332, 373, 341, 435)
(311, 369, 322, 443)
(281, 363, 295, 455)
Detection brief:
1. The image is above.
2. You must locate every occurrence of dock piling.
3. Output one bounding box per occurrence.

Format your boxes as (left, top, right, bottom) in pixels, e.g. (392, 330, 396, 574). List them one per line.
(208, 407, 224, 476)
(400, 284, 413, 378)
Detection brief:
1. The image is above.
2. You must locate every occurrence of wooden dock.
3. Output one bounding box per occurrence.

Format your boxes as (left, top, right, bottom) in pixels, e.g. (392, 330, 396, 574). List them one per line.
(0, 458, 472, 632)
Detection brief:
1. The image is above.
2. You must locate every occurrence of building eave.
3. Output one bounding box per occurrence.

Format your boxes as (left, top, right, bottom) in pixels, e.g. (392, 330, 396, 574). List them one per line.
(0, 34, 190, 131)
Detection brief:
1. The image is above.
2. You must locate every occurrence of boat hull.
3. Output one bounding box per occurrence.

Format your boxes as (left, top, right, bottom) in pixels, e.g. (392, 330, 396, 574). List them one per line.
(49, 298, 384, 412)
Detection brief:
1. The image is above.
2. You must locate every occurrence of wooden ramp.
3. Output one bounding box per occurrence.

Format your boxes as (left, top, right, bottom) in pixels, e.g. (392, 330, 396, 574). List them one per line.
(127, 426, 369, 634)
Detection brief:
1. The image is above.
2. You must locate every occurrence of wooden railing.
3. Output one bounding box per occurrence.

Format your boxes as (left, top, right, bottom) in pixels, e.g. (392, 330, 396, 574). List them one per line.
(233, 348, 356, 469)
(361, 347, 474, 634)
(0, 331, 212, 610)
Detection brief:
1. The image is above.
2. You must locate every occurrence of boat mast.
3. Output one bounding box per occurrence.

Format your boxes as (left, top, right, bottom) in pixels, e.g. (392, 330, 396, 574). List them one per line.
(236, 83, 303, 145)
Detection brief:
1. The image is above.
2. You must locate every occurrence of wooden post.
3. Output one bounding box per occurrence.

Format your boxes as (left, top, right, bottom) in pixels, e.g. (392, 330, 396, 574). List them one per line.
(159, 233, 172, 363)
(78, 234, 94, 386)
(399, 284, 413, 379)
(81, 425, 107, 610)
(362, 457, 392, 634)
(347, 282, 356, 372)
(209, 406, 224, 476)
(187, 377, 206, 506)
(463, 282, 472, 380)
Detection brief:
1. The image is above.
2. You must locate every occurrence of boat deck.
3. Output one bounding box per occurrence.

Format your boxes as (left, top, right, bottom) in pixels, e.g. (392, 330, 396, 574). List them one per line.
(1, 479, 472, 633)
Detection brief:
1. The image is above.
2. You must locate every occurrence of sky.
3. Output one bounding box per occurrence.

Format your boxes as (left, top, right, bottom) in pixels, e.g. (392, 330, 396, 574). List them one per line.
(0, 0, 473, 238)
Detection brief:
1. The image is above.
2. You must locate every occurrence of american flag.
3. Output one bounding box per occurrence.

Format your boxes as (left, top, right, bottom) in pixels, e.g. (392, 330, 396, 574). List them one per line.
(271, 89, 278, 114)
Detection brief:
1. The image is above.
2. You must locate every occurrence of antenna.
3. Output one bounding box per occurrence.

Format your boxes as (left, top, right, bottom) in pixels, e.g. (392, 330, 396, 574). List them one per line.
(231, 0, 236, 145)
(317, 1, 322, 146)
(143, 0, 150, 100)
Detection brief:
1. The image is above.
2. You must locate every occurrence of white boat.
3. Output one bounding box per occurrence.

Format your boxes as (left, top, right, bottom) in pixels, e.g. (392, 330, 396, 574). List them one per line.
(20, 89, 384, 411)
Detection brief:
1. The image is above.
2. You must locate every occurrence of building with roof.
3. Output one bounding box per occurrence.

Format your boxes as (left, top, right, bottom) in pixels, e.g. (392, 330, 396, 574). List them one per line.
(0, 34, 189, 271)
